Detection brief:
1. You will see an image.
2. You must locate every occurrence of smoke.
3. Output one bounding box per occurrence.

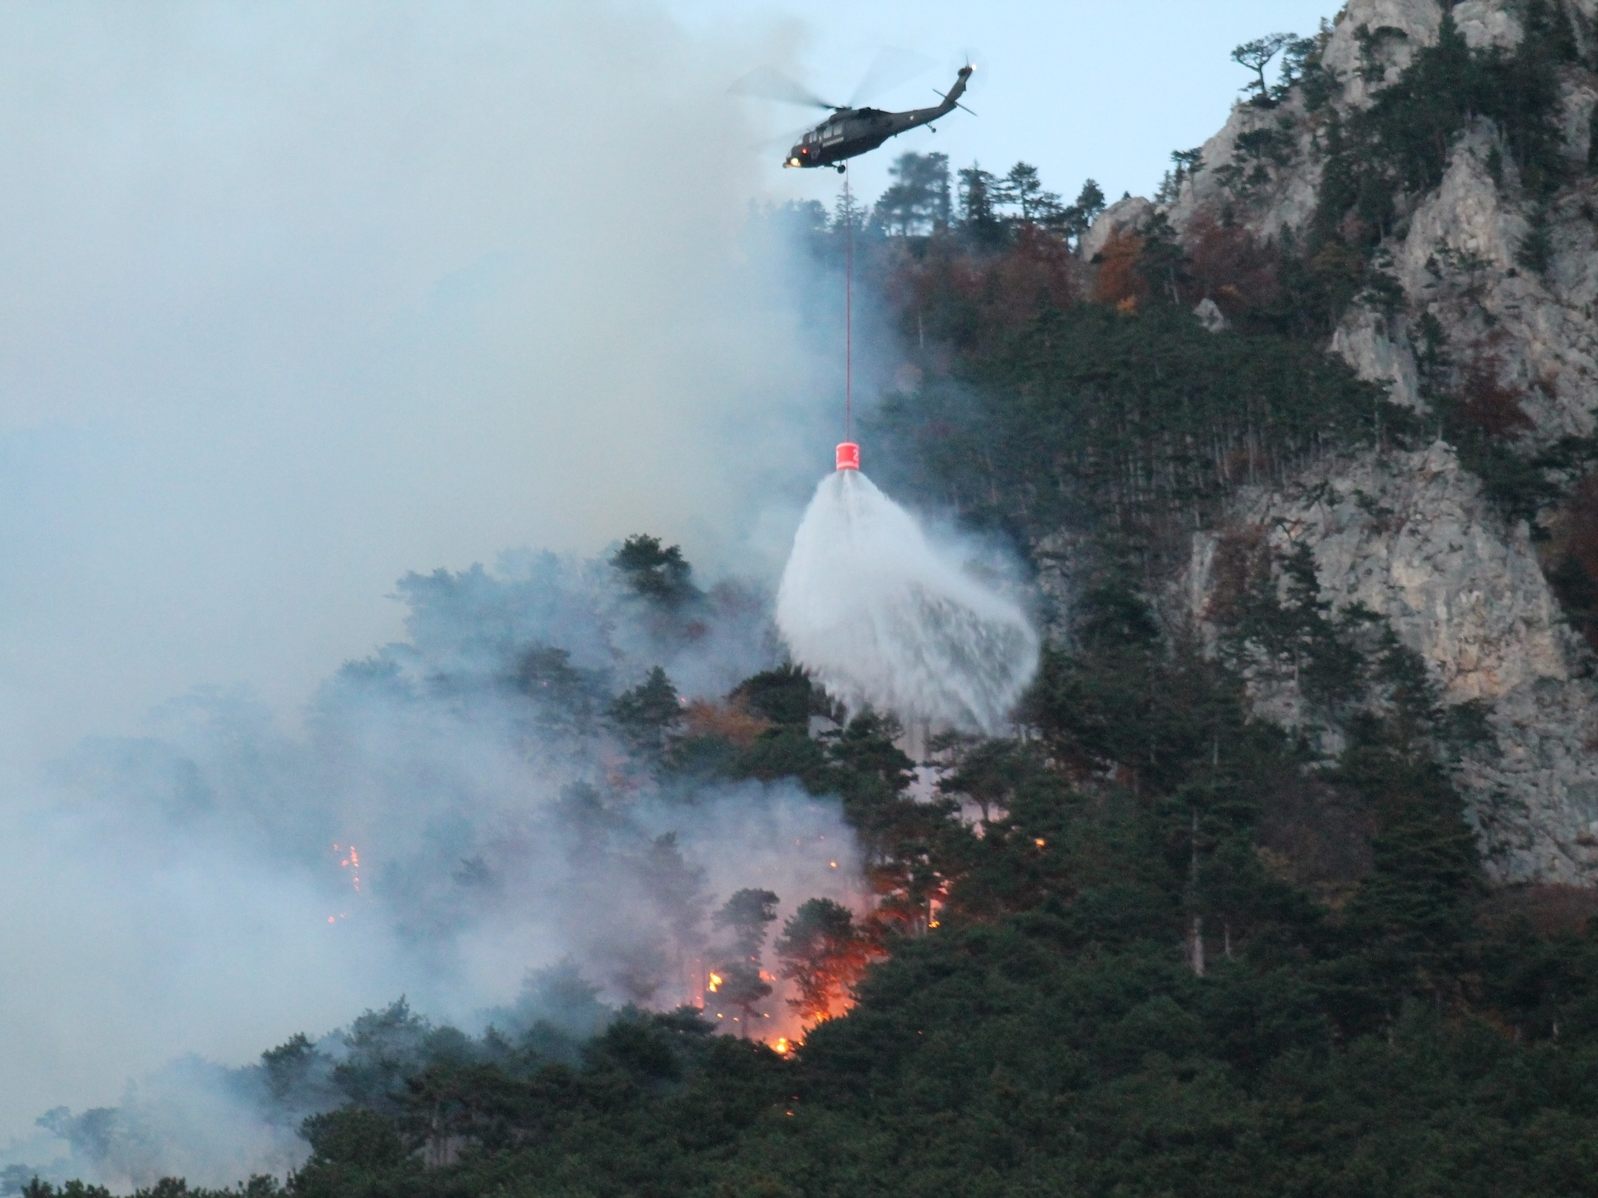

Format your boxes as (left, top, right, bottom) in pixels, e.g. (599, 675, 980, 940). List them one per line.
(0, 0, 888, 1186)
(1, 547, 865, 1191)
(0, 1, 1047, 1185)
(0, 0, 834, 765)
(776, 468, 1039, 733)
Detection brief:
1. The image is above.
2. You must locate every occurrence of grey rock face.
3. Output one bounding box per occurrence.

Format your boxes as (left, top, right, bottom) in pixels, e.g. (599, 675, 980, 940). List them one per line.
(1330, 307, 1423, 411)
(1032, 530, 1085, 642)
(1393, 123, 1598, 444)
(1321, 0, 1443, 109)
(1159, 90, 1323, 241)
(1451, 0, 1524, 50)
(1080, 0, 1598, 884)
(1182, 443, 1598, 882)
(1079, 196, 1154, 261)
(1155, 0, 1546, 251)
(1319, 0, 1522, 110)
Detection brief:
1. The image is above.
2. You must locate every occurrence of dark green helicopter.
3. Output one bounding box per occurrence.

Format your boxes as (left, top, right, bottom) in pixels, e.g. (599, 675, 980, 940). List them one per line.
(783, 64, 974, 172)
(731, 57, 971, 173)
(779, 63, 965, 172)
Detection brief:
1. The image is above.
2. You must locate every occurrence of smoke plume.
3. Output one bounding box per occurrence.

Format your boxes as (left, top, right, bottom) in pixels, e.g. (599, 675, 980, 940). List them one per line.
(0, 0, 875, 1187)
(1, 547, 863, 1192)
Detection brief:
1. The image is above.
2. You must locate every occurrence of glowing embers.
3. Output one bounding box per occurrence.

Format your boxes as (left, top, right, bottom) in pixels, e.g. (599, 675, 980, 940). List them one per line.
(690, 836, 868, 1056)
(326, 841, 364, 925)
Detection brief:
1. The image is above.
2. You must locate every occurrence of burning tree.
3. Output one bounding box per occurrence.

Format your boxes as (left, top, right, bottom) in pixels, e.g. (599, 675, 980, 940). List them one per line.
(705, 962, 771, 1035)
(707, 888, 779, 1033)
(774, 898, 877, 1023)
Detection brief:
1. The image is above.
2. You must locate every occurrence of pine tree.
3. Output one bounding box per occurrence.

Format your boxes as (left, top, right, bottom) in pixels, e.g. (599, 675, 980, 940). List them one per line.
(610, 535, 697, 607)
(608, 667, 683, 758)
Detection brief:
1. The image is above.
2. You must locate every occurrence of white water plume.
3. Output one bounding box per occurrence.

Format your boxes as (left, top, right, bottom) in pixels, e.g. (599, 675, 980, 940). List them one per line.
(776, 468, 1039, 734)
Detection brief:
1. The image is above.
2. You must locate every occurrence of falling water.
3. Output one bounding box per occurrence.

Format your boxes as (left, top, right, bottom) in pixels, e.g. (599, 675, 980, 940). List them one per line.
(776, 468, 1039, 734)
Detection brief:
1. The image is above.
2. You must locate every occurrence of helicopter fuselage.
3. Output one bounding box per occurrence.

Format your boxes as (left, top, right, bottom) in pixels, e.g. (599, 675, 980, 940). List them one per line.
(784, 65, 972, 171)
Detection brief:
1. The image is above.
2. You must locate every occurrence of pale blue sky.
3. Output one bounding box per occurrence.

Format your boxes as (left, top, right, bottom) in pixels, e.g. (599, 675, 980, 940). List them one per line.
(681, 0, 1342, 206)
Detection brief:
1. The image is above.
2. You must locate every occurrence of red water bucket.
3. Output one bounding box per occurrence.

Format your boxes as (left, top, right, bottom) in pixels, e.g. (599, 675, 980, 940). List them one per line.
(835, 441, 860, 472)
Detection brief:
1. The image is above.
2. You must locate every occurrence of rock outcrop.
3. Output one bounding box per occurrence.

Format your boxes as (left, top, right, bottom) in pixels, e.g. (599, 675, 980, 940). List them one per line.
(1182, 442, 1598, 883)
(1079, 195, 1155, 260)
(1164, 1, 1598, 445)
(1389, 123, 1598, 445)
(1329, 307, 1423, 411)
(1093, 0, 1598, 883)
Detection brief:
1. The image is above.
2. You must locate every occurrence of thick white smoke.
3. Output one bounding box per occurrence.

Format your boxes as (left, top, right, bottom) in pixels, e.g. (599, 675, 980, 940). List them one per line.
(0, 2, 1042, 1187)
(0, 0, 833, 766)
(776, 468, 1039, 733)
(0, 0, 869, 1182)
(0, 548, 864, 1191)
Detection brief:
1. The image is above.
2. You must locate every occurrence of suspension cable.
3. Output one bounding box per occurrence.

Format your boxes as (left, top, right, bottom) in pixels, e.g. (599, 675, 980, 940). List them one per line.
(844, 166, 853, 444)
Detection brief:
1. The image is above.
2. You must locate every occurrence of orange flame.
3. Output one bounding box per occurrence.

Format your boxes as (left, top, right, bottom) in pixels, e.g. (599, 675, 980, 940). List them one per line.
(326, 841, 364, 925)
(337, 843, 363, 892)
(707, 971, 723, 993)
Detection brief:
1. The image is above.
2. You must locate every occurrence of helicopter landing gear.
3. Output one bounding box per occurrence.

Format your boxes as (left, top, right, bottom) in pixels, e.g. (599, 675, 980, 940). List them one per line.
(835, 164, 846, 174)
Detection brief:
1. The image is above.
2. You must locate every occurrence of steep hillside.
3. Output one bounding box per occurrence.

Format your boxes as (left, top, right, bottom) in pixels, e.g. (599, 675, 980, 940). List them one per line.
(21, 5, 1598, 1197)
(1093, 0, 1598, 883)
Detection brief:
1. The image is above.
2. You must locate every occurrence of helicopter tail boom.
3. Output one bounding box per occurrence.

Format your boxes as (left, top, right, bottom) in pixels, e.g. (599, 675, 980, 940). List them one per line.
(897, 65, 974, 132)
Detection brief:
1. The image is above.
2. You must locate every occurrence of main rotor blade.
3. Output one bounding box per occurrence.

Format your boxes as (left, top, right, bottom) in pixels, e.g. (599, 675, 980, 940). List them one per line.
(729, 66, 838, 111)
(747, 120, 823, 154)
(847, 46, 934, 108)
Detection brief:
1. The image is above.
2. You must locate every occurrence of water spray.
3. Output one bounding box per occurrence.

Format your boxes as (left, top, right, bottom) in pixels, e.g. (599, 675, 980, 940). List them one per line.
(776, 169, 1039, 734)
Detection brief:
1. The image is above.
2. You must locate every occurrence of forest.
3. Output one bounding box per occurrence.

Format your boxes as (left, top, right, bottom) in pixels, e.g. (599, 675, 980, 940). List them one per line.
(15, 5, 1598, 1195)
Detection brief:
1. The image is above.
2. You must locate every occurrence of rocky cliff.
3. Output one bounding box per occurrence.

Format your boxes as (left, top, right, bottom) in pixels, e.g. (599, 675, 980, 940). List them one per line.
(1093, 0, 1598, 883)
(1183, 441, 1598, 882)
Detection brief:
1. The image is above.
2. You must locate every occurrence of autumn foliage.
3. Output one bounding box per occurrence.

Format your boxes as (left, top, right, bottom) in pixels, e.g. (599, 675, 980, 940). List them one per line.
(1091, 230, 1149, 310)
(681, 699, 771, 747)
(1182, 213, 1283, 318)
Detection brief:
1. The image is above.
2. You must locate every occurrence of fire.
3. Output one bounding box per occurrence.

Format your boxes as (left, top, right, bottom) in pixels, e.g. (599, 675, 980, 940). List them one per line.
(335, 842, 363, 892)
(771, 1037, 792, 1056)
(1033, 837, 1047, 848)
(326, 841, 365, 925)
(707, 971, 723, 993)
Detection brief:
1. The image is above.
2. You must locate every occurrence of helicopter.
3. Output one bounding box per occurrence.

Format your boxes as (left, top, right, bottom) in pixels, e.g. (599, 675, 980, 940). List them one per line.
(763, 63, 976, 173)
